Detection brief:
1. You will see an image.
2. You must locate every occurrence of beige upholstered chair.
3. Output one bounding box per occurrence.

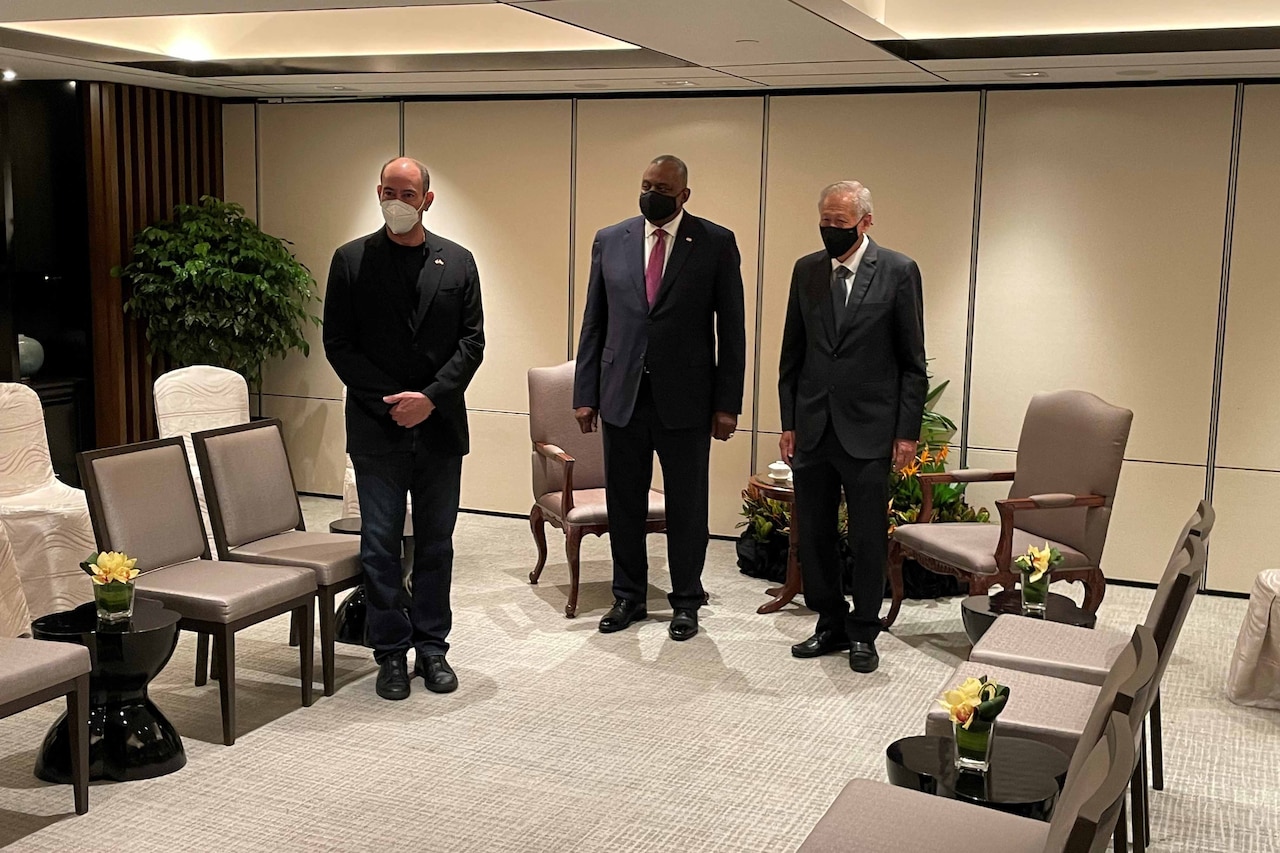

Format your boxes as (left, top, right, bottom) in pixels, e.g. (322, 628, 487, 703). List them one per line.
(0, 383, 96, 620)
(798, 711, 1137, 853)
(526, 362, 666, 618)
(0, 522, 90, 814)
(78, 438, 317, 745)
(886, 390, 1132, 628)
(192, 420, 362, 697)
(154, 365, 251, 557)
(1227, 568, 1280, 710)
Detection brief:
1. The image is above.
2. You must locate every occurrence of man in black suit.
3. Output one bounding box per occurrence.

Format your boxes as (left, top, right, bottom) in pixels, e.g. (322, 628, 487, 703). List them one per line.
(778, 180, 926, 673)
(323, 157, 484, 699)
(573, 155, 746, 641)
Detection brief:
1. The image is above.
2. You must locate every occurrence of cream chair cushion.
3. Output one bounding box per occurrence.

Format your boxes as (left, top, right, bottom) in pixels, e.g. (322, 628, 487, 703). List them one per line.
(0, 636, 90, 706)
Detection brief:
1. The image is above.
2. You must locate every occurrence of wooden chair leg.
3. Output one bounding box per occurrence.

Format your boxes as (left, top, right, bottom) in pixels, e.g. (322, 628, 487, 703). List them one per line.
(195, 632, 210, 686)
(67, 673, 90, 815)
(1114, 791, 1129, 853)
(881, 541, 905, 629)
(215, 627, 236, 746)
(1150, 691, 1164, 791)
(1079, 567, 1107, 614)
(1131, 758, 1146, 852)
(529, 505, 548, 584)
(564, 526, 583, 619)
(297, 599, 315, 707)
(319, 587, 337, 697)
(288, 609, 300, 647)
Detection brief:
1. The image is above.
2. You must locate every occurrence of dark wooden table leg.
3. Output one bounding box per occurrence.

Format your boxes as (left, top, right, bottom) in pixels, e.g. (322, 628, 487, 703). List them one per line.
(758, 513, 802, 614)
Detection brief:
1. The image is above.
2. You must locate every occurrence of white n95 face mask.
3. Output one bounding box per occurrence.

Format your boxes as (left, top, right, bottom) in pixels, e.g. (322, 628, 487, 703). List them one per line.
(381, 199, 422, 235)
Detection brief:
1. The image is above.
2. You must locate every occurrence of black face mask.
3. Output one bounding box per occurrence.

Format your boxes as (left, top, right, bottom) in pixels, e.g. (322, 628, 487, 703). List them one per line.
(640, 190, 680, 223)
(820, 225, 861, 259)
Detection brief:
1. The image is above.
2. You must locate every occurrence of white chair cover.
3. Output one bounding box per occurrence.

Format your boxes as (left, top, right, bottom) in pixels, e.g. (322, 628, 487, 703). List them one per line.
(0, 519, 33, 638)
(0, 383, 95, 619)
(154, 366, 250, 556)
(1226, 568, 1280, 710)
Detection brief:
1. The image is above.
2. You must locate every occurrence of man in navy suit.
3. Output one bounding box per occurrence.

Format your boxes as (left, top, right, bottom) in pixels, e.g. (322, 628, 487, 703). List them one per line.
(323, 157, 484, 700)
(778, 180, 927, 673)
(573, 155, 746, 641)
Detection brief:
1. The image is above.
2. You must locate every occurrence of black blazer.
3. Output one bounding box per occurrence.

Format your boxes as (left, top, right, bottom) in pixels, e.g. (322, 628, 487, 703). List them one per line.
(573, 213, 746, 429)
(778, 238, 927, 458)
(323, 228, 484, 456)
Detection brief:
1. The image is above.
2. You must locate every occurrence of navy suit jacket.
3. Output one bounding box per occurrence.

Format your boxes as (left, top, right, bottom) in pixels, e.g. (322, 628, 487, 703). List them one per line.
(323, 228, 485, 456)
(573, 213, 746, 429)
(778, 238, 927, 458)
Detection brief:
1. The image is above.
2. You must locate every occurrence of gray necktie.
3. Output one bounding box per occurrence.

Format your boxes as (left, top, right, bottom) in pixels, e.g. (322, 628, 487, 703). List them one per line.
(830, 266, 851, 321)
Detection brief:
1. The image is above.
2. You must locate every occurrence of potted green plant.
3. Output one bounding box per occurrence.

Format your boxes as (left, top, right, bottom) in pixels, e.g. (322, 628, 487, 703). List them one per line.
(114, 196, 321, 391)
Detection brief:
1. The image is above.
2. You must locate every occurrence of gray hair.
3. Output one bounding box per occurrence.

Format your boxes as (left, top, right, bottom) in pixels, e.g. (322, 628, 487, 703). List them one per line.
(818, 181, 873, 218)
(381, 157, 431, 192)
(650, 154, 689, 186)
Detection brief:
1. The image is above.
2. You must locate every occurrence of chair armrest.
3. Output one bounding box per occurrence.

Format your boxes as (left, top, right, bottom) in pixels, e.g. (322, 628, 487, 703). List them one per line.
(534, 441, 576, 514)
(916, 470, 1015, 522)
(993, 493, 1107, 571)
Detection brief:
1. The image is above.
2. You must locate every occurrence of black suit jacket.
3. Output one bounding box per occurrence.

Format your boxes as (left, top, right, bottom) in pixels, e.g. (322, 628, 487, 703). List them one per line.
(323, 228, 484, 456)
(573, 213, 746, 429)
(778, 238, 927, 458)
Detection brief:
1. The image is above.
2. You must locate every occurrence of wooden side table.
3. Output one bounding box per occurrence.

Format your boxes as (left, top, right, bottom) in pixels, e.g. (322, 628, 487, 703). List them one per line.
(746, 473, 802, 614)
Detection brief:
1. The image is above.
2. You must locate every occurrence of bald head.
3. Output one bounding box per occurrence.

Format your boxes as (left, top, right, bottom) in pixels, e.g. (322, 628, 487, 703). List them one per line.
(381, 157, 430, 193)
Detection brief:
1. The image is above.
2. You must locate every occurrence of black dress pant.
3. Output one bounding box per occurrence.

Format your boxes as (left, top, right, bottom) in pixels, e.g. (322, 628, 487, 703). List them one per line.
(792, 424, 890, 644)
(601, 377, 711, 611)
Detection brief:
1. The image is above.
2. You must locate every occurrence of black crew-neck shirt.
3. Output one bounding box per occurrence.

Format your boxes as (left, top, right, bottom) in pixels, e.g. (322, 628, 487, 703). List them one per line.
(388, 239, 427, 311)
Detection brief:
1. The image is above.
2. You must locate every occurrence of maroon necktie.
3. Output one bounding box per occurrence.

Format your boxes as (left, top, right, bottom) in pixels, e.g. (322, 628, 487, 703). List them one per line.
(645, 228, 667, 307)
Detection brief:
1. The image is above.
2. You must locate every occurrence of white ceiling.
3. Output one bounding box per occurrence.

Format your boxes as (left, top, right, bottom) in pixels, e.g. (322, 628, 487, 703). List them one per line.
(0, 0, 1278, 98)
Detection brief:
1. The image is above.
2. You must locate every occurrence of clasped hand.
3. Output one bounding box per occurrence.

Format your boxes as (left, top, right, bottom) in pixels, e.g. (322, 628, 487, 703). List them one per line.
(384, 391, 435, 428)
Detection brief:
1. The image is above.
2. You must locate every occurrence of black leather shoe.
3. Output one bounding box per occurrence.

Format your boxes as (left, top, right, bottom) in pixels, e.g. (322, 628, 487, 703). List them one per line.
(375, 655, 411, 700)
(791, 630, 852, 659)
(414, 654, 458, 694)
(849, 641, 880, 673)
(599, 599, 647, 633)
(668, 609, 699, 641)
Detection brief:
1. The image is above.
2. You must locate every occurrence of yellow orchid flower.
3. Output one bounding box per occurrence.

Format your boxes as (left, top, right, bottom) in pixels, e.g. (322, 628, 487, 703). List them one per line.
(89, 551, 139, 585)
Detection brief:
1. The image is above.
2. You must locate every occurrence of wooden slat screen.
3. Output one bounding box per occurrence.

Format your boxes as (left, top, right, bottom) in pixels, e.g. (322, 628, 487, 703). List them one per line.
(84, 83, 223, 447)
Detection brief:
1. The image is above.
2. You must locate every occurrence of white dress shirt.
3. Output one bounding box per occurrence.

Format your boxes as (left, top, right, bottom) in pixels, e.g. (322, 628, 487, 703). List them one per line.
(830, 234, 870, 305)
(644, 208, 684, 279)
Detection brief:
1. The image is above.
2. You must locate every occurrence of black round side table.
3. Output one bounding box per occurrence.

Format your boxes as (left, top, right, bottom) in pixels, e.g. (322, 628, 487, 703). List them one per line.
(32, 597, 186, 782)
(328, 516, 414, 647)
(886, 734, 1070, 821)
(961, 589, 1097, 644)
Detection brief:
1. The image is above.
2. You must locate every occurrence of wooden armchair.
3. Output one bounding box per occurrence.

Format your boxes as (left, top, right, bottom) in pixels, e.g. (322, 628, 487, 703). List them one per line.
(885, 390, 1132, 628)
(527, 362, 666, 618)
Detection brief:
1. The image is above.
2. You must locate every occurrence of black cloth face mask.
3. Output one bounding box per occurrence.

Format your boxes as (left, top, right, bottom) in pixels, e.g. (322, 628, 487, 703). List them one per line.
(820, 225, 861, 259)
(640, 190, 679, 224)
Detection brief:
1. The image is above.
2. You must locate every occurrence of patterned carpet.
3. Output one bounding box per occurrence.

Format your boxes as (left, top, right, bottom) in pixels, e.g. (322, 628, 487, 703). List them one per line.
(1, 500, 1276, 852)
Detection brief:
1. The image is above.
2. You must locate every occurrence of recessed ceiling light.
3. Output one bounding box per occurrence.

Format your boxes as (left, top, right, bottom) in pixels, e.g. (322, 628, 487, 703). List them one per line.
(736, 39, 759, 44)
(1115, 68, 1158, 77)
(1006, 71, 1046, 78)
(319, 85, 354, 91)
(658, 80, 697, 87)
(67, 80, 76, 89)
(2, 69, 16, 82)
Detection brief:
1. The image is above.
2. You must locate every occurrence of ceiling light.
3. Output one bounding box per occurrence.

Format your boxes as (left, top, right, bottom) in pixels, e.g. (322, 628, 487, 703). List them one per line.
(1006, 71, 1047, 79)
(658, 80, 697, 87)
(166, 37, 212, 61)
(320, 85, 354, 91)
(67, 80, 76, 89)
(736, 39, 760, 44)
(2, 69, 16, 82)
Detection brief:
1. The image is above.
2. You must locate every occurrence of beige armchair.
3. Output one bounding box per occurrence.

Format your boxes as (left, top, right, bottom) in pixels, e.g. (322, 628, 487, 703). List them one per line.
(526, 362, 666, 618)
(886, 390, 1132, 628)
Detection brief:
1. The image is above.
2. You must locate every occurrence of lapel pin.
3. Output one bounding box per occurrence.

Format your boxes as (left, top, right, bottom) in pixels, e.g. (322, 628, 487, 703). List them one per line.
(434, 258, 445, 265)
(685, 237, 692, 242)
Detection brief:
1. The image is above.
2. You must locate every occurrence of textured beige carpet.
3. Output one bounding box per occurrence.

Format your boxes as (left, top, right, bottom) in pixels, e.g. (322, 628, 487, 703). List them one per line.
(1, 502, 1277, 852)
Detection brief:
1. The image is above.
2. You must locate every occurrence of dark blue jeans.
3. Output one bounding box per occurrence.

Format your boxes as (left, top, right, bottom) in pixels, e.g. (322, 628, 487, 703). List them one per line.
(351, 446, 462, 663)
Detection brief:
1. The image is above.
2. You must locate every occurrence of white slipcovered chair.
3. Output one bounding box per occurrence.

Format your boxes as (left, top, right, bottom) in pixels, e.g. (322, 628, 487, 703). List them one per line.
(0, 520, 33, 638)
(0, 383, 95, 619)
(154, 365, 250, 556)
(1226, 568, 1280, 710)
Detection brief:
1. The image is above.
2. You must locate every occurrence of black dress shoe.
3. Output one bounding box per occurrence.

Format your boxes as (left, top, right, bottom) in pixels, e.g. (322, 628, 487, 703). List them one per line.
(668, 609, 699, 641)
(375, 655, 411, 700)
(414, 654, 458, 694)
(599, 599, 647, 633)
(791, 630, 852, 659)
(849, 641, 880, 673)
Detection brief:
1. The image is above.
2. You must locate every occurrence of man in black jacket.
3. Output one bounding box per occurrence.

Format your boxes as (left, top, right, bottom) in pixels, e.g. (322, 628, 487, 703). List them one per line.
(323, 157, 484, 699)
(573, 155, 746, 641)
(778, 180, 926, 673)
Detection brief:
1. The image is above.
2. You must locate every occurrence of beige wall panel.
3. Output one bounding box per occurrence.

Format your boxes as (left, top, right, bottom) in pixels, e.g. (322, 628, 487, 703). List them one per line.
(257, 103, 400, 400)
(954, 448, 1016, 521)
(708, 435, 754, 538)
(573, 98, 764, 421)
(222, 103, 257, 220)
(260, 394, 345, 497)
(461, 410, 533, 515)
(1215, 85, 1280, 471)
(404, 101, 572, 415)
(758, 92, 979, 436)
(1206, 468, 1279, 593)
(969, 87, 1233, 464)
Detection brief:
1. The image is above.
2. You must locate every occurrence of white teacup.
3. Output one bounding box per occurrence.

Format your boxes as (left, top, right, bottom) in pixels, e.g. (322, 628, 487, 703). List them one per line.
(767, 461, 792, 481)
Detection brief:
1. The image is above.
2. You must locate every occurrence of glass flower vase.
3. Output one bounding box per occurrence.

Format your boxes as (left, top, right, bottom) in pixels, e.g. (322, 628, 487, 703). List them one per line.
(954, 719, 995, 773)
(1020, 571, 1050, 616)
(94, 580, 135, 623)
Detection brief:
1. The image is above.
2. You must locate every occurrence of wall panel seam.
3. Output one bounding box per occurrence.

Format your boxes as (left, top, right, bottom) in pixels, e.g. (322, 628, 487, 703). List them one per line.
(960, 89, 987, 469)
(750, 94, 770, 473)
(567, 98, 578, 360)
